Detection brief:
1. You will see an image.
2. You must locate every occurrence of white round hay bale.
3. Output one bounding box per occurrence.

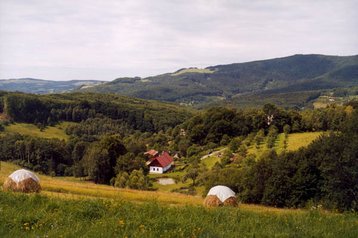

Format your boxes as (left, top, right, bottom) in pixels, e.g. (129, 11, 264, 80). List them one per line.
(9, 169, 40, 183)
(3, 169, 41, 193)
(207, 185, 236, 203)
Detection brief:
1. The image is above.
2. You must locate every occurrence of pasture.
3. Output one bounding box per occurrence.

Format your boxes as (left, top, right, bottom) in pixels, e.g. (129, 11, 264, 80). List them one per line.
(3, 122, 73, 141)
(1, 162, 357, 237)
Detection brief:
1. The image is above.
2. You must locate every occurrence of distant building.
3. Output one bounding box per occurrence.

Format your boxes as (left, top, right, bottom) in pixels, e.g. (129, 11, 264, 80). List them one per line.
(147, 151, 174, 174)
(144, 149, 159, 158)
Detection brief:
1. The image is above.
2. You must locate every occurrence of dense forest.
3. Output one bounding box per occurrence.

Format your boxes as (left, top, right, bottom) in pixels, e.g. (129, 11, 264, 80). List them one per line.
(0, 91, 357, 211)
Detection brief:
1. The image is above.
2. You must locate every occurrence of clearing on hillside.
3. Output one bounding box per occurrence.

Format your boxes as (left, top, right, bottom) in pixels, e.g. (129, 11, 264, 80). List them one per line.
(3, 122, 74, 141)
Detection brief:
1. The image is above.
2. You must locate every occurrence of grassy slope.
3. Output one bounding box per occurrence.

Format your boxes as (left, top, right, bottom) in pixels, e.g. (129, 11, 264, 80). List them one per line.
(0, 162, 357, 237)
(4, 122, 73, 141)
(201, 132, 323, 169)
(202, 155, 221, 168)
(247, 132, 323, 158)
(0, 162, 202, 206)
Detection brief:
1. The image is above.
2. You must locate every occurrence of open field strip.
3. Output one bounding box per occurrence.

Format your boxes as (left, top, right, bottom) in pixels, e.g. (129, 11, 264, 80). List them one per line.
(3, 122, 74, 141)
(286, 131, 323, 151)
(247, 131, 323, 157)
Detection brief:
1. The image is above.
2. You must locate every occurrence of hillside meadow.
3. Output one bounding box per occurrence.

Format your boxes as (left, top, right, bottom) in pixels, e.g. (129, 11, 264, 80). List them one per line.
(4, 122, 73, 141)
(1, 162, 358, 237)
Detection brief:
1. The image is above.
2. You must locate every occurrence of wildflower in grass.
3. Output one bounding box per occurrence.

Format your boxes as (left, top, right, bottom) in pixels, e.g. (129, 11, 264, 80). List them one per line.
(118, 219, 125, 227)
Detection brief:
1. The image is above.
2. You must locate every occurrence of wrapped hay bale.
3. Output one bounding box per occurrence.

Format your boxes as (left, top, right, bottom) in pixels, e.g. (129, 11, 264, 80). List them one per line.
(204, 185, 237, 207)
(223, 196, 238, 207)
(3, 169, 41, 193)
(203, 195, 223, 207)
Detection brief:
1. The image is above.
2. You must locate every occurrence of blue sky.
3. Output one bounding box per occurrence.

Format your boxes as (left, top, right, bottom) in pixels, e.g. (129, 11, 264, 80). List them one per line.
(0, 0, 357, 81)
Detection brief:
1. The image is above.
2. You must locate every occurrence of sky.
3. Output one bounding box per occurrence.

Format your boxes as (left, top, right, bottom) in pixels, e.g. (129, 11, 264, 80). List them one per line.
(0, 0, 357, 81)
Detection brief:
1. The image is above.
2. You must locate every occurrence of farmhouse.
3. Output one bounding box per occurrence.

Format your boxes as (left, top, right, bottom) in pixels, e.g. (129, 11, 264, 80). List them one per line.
(147, 151, 174, 174)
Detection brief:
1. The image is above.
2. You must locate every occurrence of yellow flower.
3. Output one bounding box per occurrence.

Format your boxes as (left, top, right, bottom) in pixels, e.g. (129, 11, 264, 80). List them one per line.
(118, 219, 125, 226)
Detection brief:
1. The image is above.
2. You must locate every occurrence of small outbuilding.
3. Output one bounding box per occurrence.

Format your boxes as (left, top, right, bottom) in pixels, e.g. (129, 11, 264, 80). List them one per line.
(3, 169, 41, 193)
(144, 149, 159, 158)
(204, 185, 238, 207)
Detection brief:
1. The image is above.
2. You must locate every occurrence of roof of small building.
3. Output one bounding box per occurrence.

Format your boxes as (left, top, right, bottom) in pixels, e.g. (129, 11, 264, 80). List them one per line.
(144, 149, 159, 157)
(148, 151, 173, 168)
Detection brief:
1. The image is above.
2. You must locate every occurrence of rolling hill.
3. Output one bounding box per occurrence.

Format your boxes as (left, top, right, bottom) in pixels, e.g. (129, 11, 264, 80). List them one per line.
(81, 54, 358, 107)
(0, 78, 104, 94)
(1, 54, 357, 107)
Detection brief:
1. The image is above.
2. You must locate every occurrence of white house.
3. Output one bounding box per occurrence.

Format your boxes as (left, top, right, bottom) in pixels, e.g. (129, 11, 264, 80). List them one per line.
(147, 151, 174, 174)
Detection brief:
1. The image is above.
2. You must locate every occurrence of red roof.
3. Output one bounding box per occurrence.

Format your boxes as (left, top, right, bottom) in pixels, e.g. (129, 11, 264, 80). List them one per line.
(148, 152, 173, 168)
(144, 149, 158, 157)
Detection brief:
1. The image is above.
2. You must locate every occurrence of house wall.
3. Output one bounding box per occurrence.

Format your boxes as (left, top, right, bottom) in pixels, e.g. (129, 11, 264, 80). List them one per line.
(149, 166, 163, 174)
(162, 163, 172, 173)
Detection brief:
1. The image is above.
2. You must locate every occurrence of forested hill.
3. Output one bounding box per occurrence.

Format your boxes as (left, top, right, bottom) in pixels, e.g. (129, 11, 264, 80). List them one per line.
(0, 92, 193, 132)
(81, 54, 358, 106)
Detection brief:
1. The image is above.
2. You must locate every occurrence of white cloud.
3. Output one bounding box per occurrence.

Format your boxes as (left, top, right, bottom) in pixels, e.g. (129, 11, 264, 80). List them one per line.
(0, 0, 357, 80)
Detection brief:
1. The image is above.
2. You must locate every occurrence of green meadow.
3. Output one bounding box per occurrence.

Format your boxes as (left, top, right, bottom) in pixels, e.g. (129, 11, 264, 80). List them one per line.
(1, 191, 357, 238)
(4, 122, 74, 141)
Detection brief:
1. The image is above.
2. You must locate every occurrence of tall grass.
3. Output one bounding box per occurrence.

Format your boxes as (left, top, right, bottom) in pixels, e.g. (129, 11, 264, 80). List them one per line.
(0, 192, 357, 238)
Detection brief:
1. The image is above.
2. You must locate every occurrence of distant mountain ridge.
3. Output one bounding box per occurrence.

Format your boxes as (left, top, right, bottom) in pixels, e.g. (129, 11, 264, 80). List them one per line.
(80, 54, 358, 106)
(1, 54, 357, 107)
(0, 78, 104, 94)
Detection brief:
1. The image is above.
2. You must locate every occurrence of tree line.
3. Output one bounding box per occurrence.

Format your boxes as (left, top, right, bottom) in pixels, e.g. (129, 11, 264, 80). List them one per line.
(199, 109, 358, 211)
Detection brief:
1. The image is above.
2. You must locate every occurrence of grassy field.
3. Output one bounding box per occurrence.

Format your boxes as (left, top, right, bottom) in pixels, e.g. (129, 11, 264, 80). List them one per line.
(0, 162, 357, 237)
(171, 68, 214, 76)
(1, 192, 358, 238)
(285, 132, 322, 151)
(0, 162, 202, 206)
(313, 95, 358, 109)
(247, 131, 323, 158)
(3, 122, 74, 141)
(201, 155, 221, 168)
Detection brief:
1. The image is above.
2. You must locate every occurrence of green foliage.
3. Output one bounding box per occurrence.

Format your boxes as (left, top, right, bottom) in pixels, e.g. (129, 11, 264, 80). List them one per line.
(183, 163, 206, 186)
(266, 125, 279, 148)
(127, 169, 150, 190)
(283, 124, 291, 134)
(115, 153, 147, 175)
(113, 172, 129, 188)
(229, 137, 242, 152)
(1, 92, 192, 132)
(82, 135, 127, 184)
(203, 111, 358, 211)
(0, 133, 71, 175)
(1, 192, 358, 238)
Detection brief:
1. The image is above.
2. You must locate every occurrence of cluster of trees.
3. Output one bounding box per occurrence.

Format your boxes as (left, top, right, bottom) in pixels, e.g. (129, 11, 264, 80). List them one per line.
(0, 133, 71, 175)
(0, 92, 192, 132)
(112, 169, 151, 190)
(182, 104, 350, 147)
(164, 104, 352, 159)
(200, 110, 358, 211)
(0, 133, 149, 185)
(65, 118, 134, 139)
